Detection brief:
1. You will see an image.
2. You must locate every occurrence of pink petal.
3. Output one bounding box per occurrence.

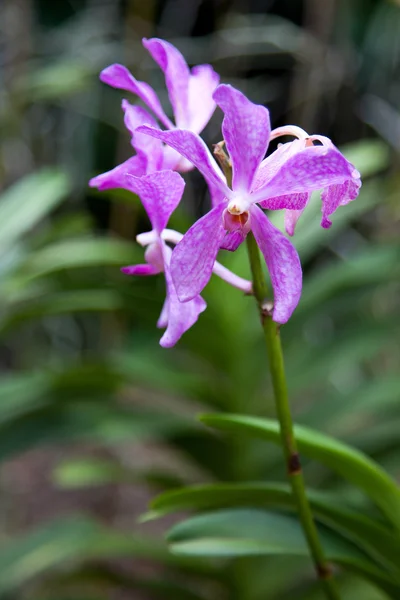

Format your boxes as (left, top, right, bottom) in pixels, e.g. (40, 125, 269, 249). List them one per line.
(89, 156, 146, 191)
(121, 100, 163, 173)
(187, 65, 220, 133)
(137, 126, 229, 199)
(170, 203, 226, 301)
(125, 170, 185, 232)
(160, 245, 207, 348)
(250, 205, 302, 324)
(285, 208, 305, 236)
(143, 38, 190, 129)
(252, 145, 357, 203)
(321, 177, 361, 228)
(121, 263, 160, 276)
(100, 64, 173, 130)
(213, 84, 271, 192)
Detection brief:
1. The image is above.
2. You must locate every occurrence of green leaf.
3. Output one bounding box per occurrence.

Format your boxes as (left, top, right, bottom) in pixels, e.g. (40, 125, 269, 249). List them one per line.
(149, 482, 400, 573)
(15, 238, 139, 280)
(199, 414, 400, 529)
(0, 169, 70, 250)
(167, 509, 399, 596)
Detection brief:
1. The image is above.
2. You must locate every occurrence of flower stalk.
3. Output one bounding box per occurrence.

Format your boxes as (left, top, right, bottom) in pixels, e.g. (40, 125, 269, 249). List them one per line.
(246, 232, 341, 600)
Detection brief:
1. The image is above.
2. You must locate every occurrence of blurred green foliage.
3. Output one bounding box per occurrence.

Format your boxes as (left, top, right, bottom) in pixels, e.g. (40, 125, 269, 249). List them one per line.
(0, 0, 400, 599)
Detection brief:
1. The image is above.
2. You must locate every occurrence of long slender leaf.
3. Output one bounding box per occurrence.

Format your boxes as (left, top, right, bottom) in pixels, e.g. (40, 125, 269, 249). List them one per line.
(200, 414, 400, 529)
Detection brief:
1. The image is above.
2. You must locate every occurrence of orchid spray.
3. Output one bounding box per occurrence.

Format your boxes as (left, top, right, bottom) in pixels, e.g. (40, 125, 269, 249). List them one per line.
(92, 39, 366, 600)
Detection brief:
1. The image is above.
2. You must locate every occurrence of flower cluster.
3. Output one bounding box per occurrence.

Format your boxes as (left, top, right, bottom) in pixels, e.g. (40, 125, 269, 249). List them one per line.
(90, 38, 361, 347)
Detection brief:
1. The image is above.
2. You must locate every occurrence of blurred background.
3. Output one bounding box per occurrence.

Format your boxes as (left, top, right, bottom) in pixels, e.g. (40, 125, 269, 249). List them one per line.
(0, 0, 399, 598)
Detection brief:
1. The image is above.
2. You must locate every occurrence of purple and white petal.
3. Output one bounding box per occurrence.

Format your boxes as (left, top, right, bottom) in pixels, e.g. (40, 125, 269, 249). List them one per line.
(170, 203, 226, 301)
(252, 145, 358, 204)
(100, 64, 173, 130)
(250, 205, 302, 324)
(321, 177, 361, 228)
(122, 100, 164, 173)
(125, 170, 185, 233)
(187, 64, 220, 134)
(213, 84, 271, 192)
(252, 140, 306, 193)
(89, 156, 146, 191)
(143, 38, 190, 129)
(160, 245, 207, 348)
(137, 126, 229, 199)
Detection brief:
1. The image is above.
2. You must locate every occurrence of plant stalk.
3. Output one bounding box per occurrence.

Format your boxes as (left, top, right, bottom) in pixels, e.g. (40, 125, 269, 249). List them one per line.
(246, 232, 341, 600)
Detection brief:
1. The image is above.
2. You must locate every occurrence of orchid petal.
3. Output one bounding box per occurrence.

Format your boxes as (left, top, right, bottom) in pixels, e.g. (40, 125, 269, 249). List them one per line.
(121, 263, 160, 276)
(321, 177, 361, 228)
(285, 208, 305, 236)
(160, 246, 207, 348)
(143, 38, 190, 129)
(100, 64, 173, 129)
(213, 84, 271, 192)
(157, 297, 169, 329)
(89, 156, 146, 191)
(259, 192, 310, 212)
(170, 203, 226, 301)
(125, 170, 185, 232)
(121, 100, 163, 173)
(137, 126, 229, 199)
(252, 140, 306, 192)
(252, 145, 358, 204)
(250, 205, 302, 324)
(187, 65, 220, 133)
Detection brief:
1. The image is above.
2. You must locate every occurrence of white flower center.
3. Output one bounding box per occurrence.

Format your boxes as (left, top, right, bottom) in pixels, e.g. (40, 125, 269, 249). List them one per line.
(227, 193, 252, 215)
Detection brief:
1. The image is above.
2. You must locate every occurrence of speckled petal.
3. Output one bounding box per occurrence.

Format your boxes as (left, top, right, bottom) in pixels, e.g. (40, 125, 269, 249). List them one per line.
(100, 64, 173, 129)
(252, 145, 357, 204)
(170, 203, 226, 301)
(187, 64, 220, 133)
(143, 38, 190, 129)
(89, 156, 146, 191)
(213, 84, 271, 192)
(137, 126, 229, 200)
(251, 204, 302, 324)
(160, 245, 207, 348)
(220, 231, 246, 251)
(125, 170, 185, 232)
(321, 177, 361, 228)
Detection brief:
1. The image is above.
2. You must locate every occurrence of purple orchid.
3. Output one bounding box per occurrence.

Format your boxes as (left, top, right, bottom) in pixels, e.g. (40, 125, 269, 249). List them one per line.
(267, 127, 361, 235)
(120, 170, 206, 348)
(120, 169, 252, 347)
(90, 37, 219, 193)
(138, 84, 360, 324)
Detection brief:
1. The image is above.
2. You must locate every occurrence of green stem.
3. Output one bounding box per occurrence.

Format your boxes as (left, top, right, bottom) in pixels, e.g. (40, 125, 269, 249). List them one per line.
(246, 232, 341, 600)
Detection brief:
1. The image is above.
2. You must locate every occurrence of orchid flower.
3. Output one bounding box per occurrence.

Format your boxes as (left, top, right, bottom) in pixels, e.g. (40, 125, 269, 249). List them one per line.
(268, 126, 361, 235)
(90, 37, 220, 193)
(138, 84, 360, 324)
(120, 169, 251, 347)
